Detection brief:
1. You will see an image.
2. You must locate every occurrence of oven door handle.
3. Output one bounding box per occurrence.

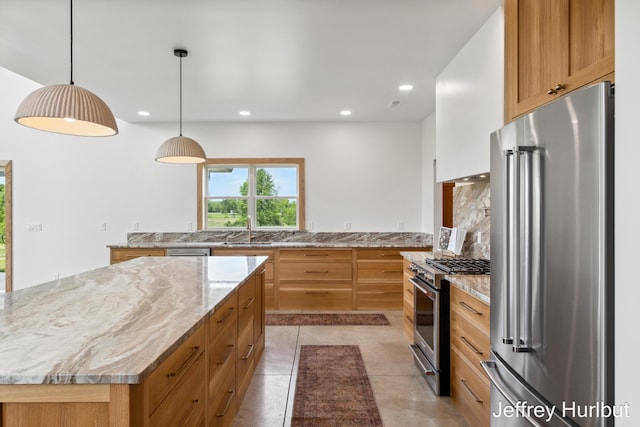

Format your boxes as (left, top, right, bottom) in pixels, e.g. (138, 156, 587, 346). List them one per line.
(409, 277, 433, 295)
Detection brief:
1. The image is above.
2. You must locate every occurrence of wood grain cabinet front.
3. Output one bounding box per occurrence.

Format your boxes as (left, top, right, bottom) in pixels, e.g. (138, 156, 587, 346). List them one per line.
(110, 248, 166, 264)
(449, 286, 491, 427)
(236, 275, 257, 404)
(402, 258, 415, 341)
(355, 249, 405, 310)
(505, 0, 614, 122)
(279, 248, 353, 310)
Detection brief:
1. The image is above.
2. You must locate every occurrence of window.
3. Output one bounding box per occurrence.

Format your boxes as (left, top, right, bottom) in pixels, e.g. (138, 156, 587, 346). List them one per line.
(0, 161, 12, 293)
(198, 158, 305, 230)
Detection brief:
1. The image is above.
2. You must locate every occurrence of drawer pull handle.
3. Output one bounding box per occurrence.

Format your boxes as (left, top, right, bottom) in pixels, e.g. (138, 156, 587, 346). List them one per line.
(460, 336, 483, 355)
(216, 389, 235, 417)
(459, 301, 482, 315)
(406, 288, 414, 296)
(382, 270, 402, 273)
(217, 344, 235, 365)
(304, 291, 329, 295)
(242, 297, 256, 309)
(304, 253, 329, 257)
(304, 270, 329, 274)
(179, 398, 200, 426)
(460, 379, 483, 403)
(405, 315, 414, 322)
(241, 344, 255, 360)
(167, 345, 200, 378)
(216, 307, 235, 324)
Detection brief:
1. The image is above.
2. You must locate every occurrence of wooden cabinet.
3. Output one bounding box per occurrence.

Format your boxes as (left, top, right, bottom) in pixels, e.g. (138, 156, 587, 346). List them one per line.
(236, 275, 257, 404)
(278, 248, 353, 310)
(505, 0, 614, 122)
(449, 286, 491, 427)
(131, 324, 207, 427)
(110, 248, 166, 264)
(207, 294, 237, 427)
(355, 249, 404, 310)
(402, 258, 415, 341)
(211, 248, 275, 310)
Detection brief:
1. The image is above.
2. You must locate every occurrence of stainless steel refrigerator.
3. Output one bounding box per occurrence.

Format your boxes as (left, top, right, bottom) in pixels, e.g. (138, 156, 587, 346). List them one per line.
(482, 82, 615, 426)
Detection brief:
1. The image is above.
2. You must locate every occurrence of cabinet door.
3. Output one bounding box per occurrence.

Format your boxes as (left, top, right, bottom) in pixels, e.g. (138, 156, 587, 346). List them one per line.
(505, 0, 614, 121)
(505, 0, 569, 119)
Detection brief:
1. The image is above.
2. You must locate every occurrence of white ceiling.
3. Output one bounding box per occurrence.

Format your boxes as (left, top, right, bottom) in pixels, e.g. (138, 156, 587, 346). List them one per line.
(0, 0, 501, 124)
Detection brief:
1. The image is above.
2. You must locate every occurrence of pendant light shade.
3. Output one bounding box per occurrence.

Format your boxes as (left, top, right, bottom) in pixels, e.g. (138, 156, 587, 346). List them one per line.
(15, 84, 118, 136)
(13, 0, 118, 137)
(155, 49, 206, 164)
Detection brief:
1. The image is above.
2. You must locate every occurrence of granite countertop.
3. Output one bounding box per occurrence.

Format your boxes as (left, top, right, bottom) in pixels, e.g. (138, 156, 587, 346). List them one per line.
(0, 256, 267, 385)
(400, 251, 490, 304)
(109, 231, 433, 249)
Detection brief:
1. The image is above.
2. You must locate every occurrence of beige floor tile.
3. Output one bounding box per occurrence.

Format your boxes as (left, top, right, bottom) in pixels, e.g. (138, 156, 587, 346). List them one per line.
(254, 326, 299, 375)
(234, 374, 292, 427)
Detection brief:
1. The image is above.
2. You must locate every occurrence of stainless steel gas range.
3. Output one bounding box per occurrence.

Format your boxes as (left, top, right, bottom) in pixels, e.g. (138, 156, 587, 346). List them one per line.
(408, 257, 490, 396)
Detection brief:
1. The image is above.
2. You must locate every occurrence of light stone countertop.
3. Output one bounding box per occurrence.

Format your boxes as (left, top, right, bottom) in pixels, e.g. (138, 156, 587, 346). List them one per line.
(0, 256, 267, 385)
(401, 251, 490, 304)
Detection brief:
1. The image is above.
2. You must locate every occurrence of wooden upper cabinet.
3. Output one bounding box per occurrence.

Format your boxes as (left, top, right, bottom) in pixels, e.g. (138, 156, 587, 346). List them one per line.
(505, 0, 614, 122)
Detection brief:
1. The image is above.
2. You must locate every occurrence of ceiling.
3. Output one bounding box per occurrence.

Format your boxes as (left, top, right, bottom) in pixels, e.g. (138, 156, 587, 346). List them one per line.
(0, 0, 501, 124)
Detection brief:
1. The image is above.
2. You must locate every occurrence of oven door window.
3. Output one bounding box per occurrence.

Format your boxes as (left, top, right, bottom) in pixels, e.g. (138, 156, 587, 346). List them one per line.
(415, 286, 436, 352)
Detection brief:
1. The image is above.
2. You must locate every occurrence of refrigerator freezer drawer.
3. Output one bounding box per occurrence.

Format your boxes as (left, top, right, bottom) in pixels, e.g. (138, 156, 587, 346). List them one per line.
(481, 353, 576, 427)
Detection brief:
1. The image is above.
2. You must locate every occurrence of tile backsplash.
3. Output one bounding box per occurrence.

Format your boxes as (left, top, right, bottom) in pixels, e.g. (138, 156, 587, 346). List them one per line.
(452, 181, 490, 259)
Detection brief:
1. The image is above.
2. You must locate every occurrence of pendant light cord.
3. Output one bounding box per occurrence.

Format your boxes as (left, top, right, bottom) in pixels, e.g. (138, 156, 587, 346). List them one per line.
(179, 54, 183, 136)
(69, 0, 74, 85)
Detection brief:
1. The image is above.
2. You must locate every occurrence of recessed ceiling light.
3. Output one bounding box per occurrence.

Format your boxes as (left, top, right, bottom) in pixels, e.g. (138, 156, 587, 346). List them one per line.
(340, 110, 352, 116)
(398, 84, 414, 91)
(239, 110, 251, 116)
(137, 111, 150, 117)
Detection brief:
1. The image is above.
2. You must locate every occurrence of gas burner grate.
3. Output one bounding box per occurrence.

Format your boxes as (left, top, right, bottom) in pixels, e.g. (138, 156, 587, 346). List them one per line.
(424, 258, 490, 275)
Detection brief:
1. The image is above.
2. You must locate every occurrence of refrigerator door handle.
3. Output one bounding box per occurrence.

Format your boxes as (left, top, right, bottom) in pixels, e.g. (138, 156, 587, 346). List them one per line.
(514, 146, 535, 353)
(481, 360, 542, 427)
(502, 149, 514, 344)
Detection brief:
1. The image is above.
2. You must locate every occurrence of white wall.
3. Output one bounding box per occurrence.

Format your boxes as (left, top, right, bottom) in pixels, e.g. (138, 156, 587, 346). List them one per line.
(421, 113, 435, 234)
(0, 66, 423, 290)
(435, 7, 503, 182)
(614, 1, 639, 424)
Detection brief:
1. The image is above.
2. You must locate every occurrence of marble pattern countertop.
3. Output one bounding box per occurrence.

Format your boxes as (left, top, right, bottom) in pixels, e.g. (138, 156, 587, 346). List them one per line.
(0, 256, 267, 385)
(400, 251, 490, 304)
(109, 231, 433, 249)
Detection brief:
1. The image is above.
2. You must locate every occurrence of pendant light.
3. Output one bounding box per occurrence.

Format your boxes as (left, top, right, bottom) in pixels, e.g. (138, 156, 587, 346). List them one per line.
(14, 0, 118, 137)
(155, 49, 206, 164)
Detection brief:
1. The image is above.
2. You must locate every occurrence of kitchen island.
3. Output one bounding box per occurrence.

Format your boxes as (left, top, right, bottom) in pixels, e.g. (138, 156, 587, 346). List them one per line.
(0, 255, 267, 427)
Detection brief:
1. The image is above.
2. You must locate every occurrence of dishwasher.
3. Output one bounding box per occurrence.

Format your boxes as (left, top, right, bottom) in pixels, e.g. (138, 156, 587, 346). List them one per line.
(165, 248, 211, 256)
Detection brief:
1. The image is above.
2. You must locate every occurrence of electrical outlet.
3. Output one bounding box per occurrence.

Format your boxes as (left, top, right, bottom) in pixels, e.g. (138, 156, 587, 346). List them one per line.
(99, 222, 107, 231)
(307, 221, 314, 230)
(53, 273, 60, 280)
(187, 222, 193, 231)
(344, 221, 351, 230)
(397, 221, 404, 231)
(132, 222, 140, 231)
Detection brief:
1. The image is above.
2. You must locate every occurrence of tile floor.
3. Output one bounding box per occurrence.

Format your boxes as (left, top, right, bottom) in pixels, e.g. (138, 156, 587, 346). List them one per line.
(234, 310, 468, 426)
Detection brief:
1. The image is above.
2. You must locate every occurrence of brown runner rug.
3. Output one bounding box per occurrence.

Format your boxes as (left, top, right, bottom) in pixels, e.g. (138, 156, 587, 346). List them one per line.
(292, 345, 383, 426)
(265, 313, 390, 326)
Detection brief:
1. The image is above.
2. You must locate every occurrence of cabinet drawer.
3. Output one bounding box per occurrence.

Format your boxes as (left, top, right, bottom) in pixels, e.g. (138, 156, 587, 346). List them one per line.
(450, 310, 490, 378)
(403, 274, 414, 308)
(149, 353, 206, 427)
(451, 347, 490, 427)
(209, 294, 238, 343)
(279, 289, 352, 310)
(450, 286, 490, 335)
(403, 299, 415, 341)
(356, 249, 403, 260)
(239, 280, 256, 335)
(110, 248, 165, 264)
(211, 248, 274, 260)
(279, 248, 352, 261)
(208, 320, 237, 398)
(356, 290, 403, 310)
(147, 325, 205, 413)
(356, 261, 403, 282)
(209, 362, 237, 427)
(279, 262, 352, 281)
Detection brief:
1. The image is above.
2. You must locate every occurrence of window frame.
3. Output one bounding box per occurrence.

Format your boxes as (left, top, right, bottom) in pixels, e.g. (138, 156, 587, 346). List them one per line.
(197, 158, 305, 231)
